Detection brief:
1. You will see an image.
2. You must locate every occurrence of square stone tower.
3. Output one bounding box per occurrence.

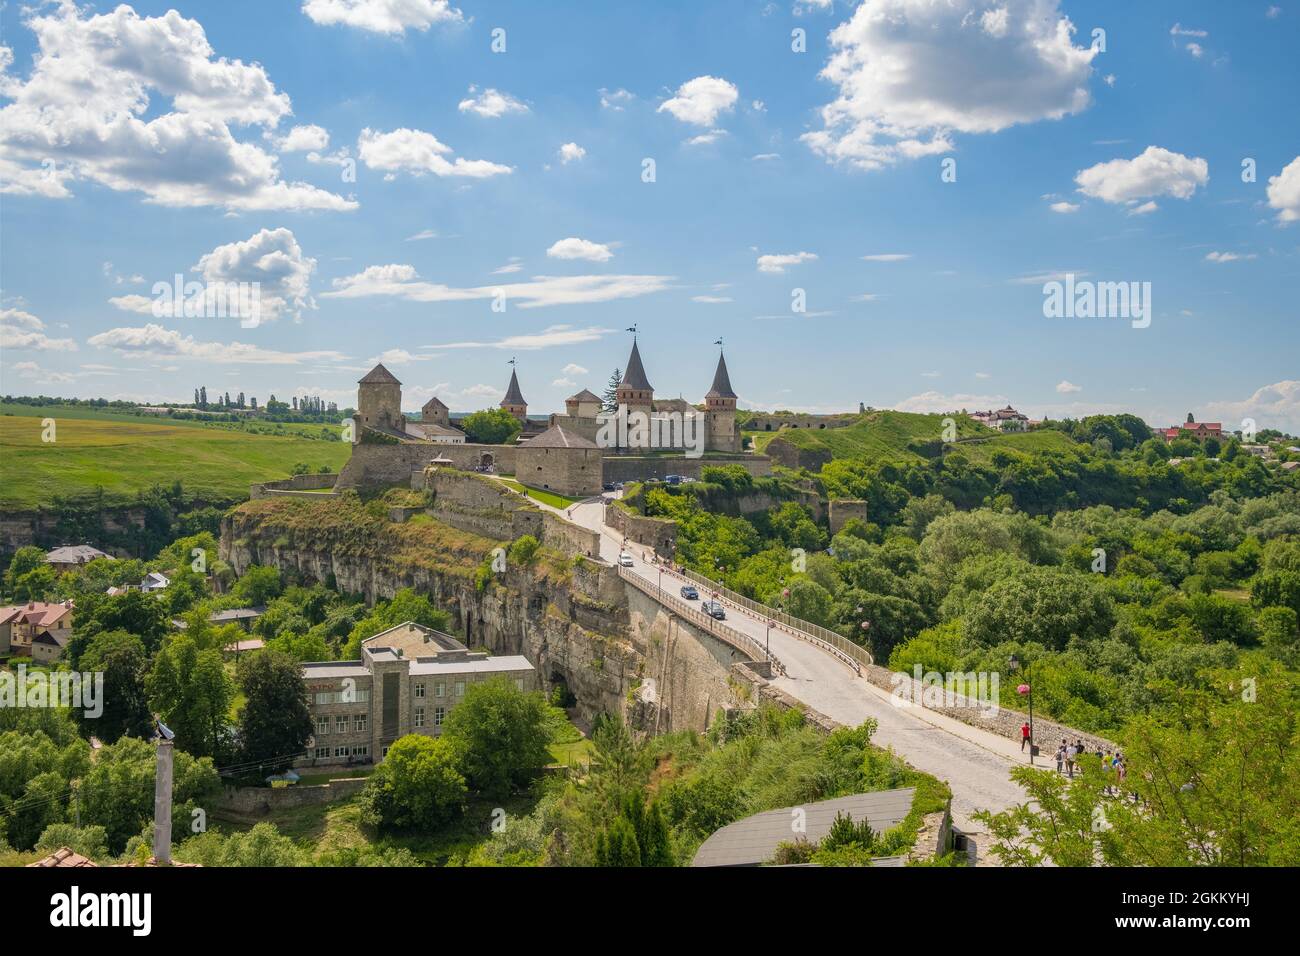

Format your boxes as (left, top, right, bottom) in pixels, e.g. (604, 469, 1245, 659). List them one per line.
(357, 364, 403, 434)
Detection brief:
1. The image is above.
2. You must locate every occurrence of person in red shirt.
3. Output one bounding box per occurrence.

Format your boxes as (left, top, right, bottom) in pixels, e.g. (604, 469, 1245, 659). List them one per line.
(1020, 721, 1031, 752)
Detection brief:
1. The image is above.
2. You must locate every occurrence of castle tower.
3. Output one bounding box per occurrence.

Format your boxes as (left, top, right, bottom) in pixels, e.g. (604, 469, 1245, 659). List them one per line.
(615, 339, 654, 418)
(704, 350, 739, 453)
(501, 366, 528, 423)
(357, 363, 403, 433)
(421, 396, 450, 427)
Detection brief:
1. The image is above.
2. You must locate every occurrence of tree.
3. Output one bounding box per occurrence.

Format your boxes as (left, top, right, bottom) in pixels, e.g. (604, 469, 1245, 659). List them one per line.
(358, 734, 466, 832)
(963, 566, 1115, 650)
(174, 821, 309, 867)
(442, 677, 551, 796)
(71, 589, 170, 662)
(342, 588, 452, 659)
(594, 815, 641, 866)
(3, 545, 49, 599)
(146, 636, 233, 759)
(459, 407, 522, 445)
(602, 368, 622, 412)
(78, 630, 153, 743)
(236, 650, 314, 774)
(232, 564, 282, 606)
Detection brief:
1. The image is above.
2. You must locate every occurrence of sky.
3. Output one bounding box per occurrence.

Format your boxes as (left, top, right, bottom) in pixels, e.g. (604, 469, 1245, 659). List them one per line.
(1, 0, 1298, 431)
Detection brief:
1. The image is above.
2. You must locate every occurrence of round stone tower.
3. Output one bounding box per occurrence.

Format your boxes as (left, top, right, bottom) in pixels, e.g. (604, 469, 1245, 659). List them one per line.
(705, 350, 738, 453)
(357, 363, 403, 434)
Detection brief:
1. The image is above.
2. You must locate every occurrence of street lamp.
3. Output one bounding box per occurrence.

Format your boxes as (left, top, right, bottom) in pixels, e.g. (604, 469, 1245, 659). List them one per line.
(1009, 654, 1035, 765)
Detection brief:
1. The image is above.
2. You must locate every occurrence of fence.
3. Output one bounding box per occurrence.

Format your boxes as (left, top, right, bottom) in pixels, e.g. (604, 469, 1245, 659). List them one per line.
(618, 565, 786, 676)
(677, 567, 872, 676)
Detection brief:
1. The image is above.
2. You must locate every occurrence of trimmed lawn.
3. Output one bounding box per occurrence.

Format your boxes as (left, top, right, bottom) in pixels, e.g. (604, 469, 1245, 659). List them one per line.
(495, 478, 584, 509)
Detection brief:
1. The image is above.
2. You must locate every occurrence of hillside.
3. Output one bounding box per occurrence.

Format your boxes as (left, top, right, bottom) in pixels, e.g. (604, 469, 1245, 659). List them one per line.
(0, 405, 350, 509)
(746, 410, 1079, 467)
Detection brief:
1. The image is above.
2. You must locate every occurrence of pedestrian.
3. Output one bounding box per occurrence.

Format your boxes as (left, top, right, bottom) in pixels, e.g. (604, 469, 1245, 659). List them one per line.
(1020, 721, 1031, 752)
(1065, 743, 1076, 778)
(1055, 743, 1065, 773)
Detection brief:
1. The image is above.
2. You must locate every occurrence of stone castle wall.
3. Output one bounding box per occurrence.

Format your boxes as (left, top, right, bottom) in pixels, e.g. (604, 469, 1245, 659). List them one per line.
(828, 499, 871, 533)
(605, 501, 678, 557)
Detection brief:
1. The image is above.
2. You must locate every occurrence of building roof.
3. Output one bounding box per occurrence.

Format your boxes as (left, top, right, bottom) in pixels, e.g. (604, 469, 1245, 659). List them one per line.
(208, 607, 264, 623)
(2, 601, 74, 628)
(358, 363, 401, 386)
(620, 339, 653, 391)
(302, 661, 368, 679)
(706, 351, 737, 399)
(502, 368, 527, 407)
(364, 620, 466, 654)
(27, 847, 98, 868)
(653, 397, 698, 415)
(691, 788, 916, 867)
(422, 396, 448, 411)
(45, 545, 112, 565)
(33, 630, 68, 648)
(566, 388, 601, 404)
(410, 655, 535, 676)
(524, 424, 598, 449)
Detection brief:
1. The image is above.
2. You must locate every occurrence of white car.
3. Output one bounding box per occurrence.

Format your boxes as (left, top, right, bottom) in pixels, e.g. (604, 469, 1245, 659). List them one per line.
(618, 552, 634, 567)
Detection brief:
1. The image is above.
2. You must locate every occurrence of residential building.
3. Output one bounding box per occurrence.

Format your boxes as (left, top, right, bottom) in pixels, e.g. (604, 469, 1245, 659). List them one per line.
(299, 621, 536, 767)
(45, 544, 113, 573)
(970, 406, 1029, 431)
(1161, 414, 1222, 442)
(0, 601, 74, 658)
(141, 571, 170, 593)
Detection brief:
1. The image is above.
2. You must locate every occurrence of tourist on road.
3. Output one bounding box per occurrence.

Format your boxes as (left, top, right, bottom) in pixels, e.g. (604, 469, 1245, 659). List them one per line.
(1055, 742, 1066, 773)
(1065, 742, 1076, 778)
(1020, 721, 1031, 752)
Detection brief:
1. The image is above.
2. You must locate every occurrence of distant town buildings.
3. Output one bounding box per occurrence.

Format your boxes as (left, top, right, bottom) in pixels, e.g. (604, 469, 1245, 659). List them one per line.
(969, 406, 1030, 432)
(44, 544, 113, 573)
(299, 621, 536, 767)
(0, 600, 75, 660)
(1161, 414, 1222, 442)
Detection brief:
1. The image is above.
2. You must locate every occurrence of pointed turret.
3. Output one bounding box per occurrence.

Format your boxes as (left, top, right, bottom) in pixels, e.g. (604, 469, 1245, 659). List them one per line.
(501, 367, 528, 423)
(620, 340, 653, 392)
(704, 348, 738, 453)
(706, 351, 737, 400)
(615, 338, 654, 419)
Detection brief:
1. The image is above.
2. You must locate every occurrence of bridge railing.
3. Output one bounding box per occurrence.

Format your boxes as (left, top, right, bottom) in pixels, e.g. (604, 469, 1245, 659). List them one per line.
(676, 567, 872, 676)
(617, 565, 786, 677)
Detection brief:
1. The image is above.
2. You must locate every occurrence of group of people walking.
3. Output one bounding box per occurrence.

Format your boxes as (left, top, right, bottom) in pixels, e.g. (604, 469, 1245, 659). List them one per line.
(1055, 737, 1127, 790)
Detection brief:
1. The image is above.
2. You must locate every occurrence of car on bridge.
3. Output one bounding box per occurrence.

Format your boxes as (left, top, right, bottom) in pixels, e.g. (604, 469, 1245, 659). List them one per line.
(680, 585, 699, 600)
(702, 600, 726, 620)
(618, 552, 634, 567)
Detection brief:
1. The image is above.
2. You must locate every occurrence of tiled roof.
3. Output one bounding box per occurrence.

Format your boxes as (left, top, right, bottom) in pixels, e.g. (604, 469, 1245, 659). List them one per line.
(524, 424, 597, 448)
(566, 388, 601, 403)
(358, 363, 401, 385)
(45, 545, 112, 564)
(27, 847, 98, 868)
(706, 351, 737, 399)
(620, 340, 653, 391)
(502, 368, 527, 406)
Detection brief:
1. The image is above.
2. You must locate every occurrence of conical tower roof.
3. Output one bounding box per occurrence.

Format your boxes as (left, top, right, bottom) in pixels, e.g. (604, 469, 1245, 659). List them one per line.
(502, 368, 527, 406)
(359, 363, 401, 385)
(620, 339, 653, 391)
(706, 351, 737, 399)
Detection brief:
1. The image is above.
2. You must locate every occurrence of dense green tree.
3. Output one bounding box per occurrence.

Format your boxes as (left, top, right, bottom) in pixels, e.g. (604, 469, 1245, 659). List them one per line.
(342, 588, 453, 659)
(358, 734, 466, 831)
(442, 677, 551, 796)
(145, 635, 233, 759)
(231, 564, 282, 606)
(460, 407, 522, 445)
(78, 630, 154, 743)
(236, 650, 314, 773)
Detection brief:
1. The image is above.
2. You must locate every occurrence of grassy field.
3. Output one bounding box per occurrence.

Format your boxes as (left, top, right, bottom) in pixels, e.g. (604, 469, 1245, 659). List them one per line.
(746, 410, 1079, 465)
(0, 404, 350, 509)
(495, 477, 585, 509)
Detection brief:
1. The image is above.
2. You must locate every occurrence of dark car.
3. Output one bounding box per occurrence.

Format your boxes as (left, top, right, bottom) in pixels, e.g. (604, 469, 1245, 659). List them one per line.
(680, 585, 699, 600)
(666, 474, 682, 485)
(702, 601, 726, 620)
(602, 483, 615, 492)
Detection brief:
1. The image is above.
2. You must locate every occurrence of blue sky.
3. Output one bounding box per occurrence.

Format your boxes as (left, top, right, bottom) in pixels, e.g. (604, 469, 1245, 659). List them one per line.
(1, 0, 1297, 431)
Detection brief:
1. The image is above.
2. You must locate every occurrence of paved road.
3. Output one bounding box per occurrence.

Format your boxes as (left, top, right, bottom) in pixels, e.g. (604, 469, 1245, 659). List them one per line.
(548, 493, 1043, 853)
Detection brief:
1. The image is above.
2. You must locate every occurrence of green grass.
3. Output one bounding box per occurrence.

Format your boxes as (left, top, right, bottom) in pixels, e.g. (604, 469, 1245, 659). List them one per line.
(746, 410, 1078, 465)
(0, 404, 350, 509)
(495, 478, 584, 509)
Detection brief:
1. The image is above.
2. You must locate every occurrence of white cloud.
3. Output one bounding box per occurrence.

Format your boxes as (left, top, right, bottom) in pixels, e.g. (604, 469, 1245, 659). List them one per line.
(357, 128, 512, 179)
(802, 0, 1096, 171)
(558, 142, 586, 164)
(1049, 201, 1080, 214)
(552, 377, 578, 389)
(860, 253, 910, 262)
(109, 227, 316, 324)
(301, 0, 463, 34)
(88, 323, 345, 364)
(0, 308, 77, 351)
(921, 370, 941, 378)
(751, 153, 781, 161)
(1266, 156, 1300, 224)
(458, 87, 529, 118)
(1010, 270, 1089, 285)
(1204, 251, 1257, 263)
(1185, 42, 1204, 58)
(893, 390, 1008, 413)
(1203, 380, 1300, 435)
(405, 229, 438, 241)
(492, 258, 523, 274)
(757, 251, 817, 273)
(368, 348, 432, 365)
(1127, 200, 1159, 216)
(1169, 23, 1208, 38)
(692, 295, 733, 303)
(1056, 380, 1082, 393)
(276, 124, 330, 152)
(658, 76, 739, 126)
(8, 360, 76, 384)
(561, 363, 588, 376)
(0, 5, 355, 212)
(422, 325, 614, 350)
(1074, 146, 1208, 204)
(323, 265, 672, 309)
(599, 88, 635, 111)
(685, 129, 727, 146)
(1266, 6, 1282, 19)
(547, 237, 613, 262)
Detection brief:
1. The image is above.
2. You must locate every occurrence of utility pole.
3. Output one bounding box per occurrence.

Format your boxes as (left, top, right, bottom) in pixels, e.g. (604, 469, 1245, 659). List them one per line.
(153, 722, 176, 865)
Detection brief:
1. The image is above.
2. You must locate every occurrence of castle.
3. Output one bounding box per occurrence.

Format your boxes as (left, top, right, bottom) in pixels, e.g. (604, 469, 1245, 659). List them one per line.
(335, 336, 765, 497)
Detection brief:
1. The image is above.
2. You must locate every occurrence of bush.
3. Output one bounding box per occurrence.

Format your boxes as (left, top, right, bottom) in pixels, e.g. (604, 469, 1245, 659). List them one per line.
(358, 735, 467, 832)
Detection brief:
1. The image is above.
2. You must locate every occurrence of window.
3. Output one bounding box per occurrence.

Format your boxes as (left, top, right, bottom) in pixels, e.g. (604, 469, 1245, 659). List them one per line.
(455, 682, 465, 698)
(333, 746, 348, 758)
(335, 715, 349, 733)
(354, 715, 367, 733)
(316, 718, 330, 735)
(381, 746, 390, 759)
(315, 747, 329, 759)
(352, 745, 369, 757)
(435, 682, 445, 698)
(415, 707, 425, 728)
(315, 688, 370, 705)
(515, 678, 525, 691)
(434, 706, 445, 727)
(414, 682, 425, 699)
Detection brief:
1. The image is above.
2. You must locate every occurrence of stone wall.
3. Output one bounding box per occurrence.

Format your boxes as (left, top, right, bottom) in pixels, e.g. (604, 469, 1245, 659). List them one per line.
(249, 473, 339, 500)
(517, 444, 604, 497)
(863, 663, 1117, 753)
(605, 501, 678, 557)
(763, 436, 832, 471)
(828, 499, 870, 533)
(600, 453, 771, 484)
(743, 413, 859, 432)
(423, 470, 597, 558)
(336, 441, 519, 492)
(213, 776, 369, 816)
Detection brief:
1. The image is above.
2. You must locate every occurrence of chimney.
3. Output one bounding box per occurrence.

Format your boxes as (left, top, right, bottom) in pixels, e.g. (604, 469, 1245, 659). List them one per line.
(153, 737, 174, 865)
